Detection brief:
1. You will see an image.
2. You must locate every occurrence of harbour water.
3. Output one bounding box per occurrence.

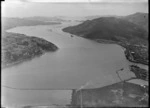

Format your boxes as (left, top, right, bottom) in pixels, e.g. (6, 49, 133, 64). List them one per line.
(2, 21, 147, 107)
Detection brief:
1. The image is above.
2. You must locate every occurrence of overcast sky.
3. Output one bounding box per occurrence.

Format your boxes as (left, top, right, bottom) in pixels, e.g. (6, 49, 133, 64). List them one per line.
(2, 0, 148, 17)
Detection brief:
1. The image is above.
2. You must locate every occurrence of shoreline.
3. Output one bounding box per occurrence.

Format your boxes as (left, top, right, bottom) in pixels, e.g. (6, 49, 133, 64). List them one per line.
(85, 38, 148, 66)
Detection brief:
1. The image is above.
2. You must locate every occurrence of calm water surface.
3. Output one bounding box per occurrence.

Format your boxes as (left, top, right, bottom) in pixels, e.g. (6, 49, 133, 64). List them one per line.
(2, 21, 146, 107)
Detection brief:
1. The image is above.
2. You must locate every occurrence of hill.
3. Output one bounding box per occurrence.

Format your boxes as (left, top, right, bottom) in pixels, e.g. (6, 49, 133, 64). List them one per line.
(123, 12, 148, 31)
(63, 17, 148, 42)
(63, 15, 148, 65)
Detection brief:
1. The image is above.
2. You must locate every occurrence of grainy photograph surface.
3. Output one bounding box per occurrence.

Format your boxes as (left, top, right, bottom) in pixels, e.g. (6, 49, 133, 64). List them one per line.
(1, 0, 149, 107)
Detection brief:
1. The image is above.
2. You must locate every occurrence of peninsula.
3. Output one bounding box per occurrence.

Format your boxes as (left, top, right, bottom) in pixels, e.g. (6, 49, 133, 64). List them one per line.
(2, 17, 59, 68)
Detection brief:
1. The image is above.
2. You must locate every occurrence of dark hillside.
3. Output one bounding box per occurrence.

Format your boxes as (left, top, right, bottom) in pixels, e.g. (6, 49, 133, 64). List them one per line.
(63, 17, 148, 42)
(63, 15, 148, 65)
(123, 12, 148, 31)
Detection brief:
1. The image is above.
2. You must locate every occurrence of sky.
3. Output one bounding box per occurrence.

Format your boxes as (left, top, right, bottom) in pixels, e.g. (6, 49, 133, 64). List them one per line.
(2, 0, 148, 18)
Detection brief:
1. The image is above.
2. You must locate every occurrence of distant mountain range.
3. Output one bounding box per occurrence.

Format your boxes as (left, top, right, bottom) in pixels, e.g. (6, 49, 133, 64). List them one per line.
(24, 16, 70, 22)
(63, 12, 148, 43)
(84, 15, 121, 20)
(2, 17, 61, 32)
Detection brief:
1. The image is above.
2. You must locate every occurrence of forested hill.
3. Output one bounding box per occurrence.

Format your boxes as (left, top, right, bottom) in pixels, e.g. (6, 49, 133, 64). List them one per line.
(63, 16, 148, 42)
(123, 12, 148, 31)
(63, 13, 148, 65)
